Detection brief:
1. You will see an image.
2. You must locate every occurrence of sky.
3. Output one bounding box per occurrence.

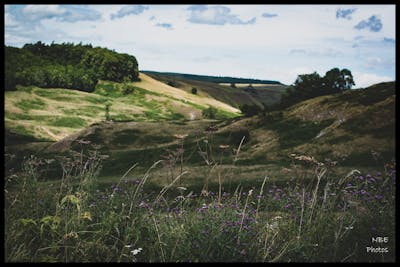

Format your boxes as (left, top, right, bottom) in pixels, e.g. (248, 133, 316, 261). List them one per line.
(4, 4, 396, 87)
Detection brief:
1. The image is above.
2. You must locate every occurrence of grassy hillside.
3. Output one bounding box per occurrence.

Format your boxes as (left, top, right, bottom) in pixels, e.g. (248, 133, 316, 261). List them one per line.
(6, 81, 394, 185)
(144, 71, 288, 109)
(4, 74, 241, 143)
(4, 80, 395, 263)
(142, 70, 282, 85)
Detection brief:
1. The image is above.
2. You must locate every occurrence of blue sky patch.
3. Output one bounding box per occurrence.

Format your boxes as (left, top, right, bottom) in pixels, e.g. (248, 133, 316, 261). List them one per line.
(354, 15, 383, 32)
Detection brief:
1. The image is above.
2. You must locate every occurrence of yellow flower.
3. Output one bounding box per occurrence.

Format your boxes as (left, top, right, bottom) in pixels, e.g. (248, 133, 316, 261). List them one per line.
(81, 211, 92, 221)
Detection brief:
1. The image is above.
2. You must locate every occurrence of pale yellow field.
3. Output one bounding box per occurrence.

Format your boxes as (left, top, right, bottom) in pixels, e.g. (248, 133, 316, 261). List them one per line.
(135, 73, 241, 114)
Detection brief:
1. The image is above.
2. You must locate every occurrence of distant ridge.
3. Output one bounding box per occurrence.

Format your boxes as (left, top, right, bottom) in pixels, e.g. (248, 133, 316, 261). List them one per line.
(142, 70, 283, 85)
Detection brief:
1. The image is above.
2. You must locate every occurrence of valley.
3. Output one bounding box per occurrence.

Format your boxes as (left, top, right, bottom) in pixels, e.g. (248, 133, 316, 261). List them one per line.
(4, 41, 396, 263)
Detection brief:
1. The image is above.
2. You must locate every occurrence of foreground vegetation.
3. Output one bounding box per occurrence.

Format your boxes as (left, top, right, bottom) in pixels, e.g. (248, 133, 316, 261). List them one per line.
(5, 138, 395, 262)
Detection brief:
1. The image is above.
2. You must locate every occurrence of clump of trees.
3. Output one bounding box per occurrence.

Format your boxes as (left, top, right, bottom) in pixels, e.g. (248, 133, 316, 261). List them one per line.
(280, 68, 355, 108)
(240, 104, 263, 117)
(5, 41, 139, 92)
(202, 106, 218, 119)
(191, 87, 198, 94)
(238, 68, 355, 118)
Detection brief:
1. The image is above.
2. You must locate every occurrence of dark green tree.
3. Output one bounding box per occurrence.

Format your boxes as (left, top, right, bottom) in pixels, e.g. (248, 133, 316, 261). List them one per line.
(5, 42, 138, 92)
(279, 68, 354, 109)
(240, 104, 263, 117)
(322, 68, 355, 94)
(202, 106, 217, 119)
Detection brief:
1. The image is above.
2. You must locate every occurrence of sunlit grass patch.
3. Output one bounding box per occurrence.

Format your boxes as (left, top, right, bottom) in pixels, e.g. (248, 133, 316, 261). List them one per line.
(47, 117, 87, 128)
(15, 97, 46, 112)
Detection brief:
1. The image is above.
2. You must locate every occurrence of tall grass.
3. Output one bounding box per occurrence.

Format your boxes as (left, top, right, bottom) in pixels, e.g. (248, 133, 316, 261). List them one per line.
(4, 138, 396, 262)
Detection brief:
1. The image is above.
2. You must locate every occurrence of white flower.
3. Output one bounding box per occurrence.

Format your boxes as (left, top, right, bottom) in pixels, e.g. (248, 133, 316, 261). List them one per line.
(177, 187, 187, 191)
(131, 248, 143, 255)
(248, 189, 253, 196)
(266, 221, 279, 231)
(125, 244, 132, 248)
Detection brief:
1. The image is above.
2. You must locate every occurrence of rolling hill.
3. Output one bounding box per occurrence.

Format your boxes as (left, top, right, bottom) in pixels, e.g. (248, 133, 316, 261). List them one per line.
(5, 81, 394, 185)
(143, 71, 288, 108)
(4, 73, 242, 143)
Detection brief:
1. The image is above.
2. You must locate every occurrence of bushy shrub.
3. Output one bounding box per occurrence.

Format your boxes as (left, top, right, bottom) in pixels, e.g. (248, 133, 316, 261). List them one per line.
(202, 106, 218, 119)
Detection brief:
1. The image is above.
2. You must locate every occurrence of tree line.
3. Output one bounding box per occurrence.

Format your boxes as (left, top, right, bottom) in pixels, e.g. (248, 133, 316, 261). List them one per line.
(5, 41, 139, 92)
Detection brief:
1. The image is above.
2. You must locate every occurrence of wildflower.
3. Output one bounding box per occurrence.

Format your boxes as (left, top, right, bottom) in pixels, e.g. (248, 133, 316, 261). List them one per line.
(248, 189, 253, 196)
(175, 196, 185, 202)
(266, 221, 279, 231)
(131, 248, 142, 255)
(63, 231, 78, 240)
(81, 211, 92, 221)
(125, 244, 132, 248)
(219, 144, 230, 149)
(177, 186, 187, 191)
(344, 226, 354, 230)
(375, 194, 383, 200)
(222, 192, 230, 197)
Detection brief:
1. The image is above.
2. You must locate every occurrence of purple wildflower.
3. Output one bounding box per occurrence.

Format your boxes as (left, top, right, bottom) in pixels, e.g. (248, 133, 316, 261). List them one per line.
(375, 194, 383, 200)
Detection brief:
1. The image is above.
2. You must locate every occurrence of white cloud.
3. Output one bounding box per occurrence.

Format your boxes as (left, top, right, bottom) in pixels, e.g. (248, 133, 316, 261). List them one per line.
(187, 5, 256, 25)
(22, 5, 65, 21)
(4, 5, 395, 86)
(4, 12, 19, 27)
(353, 72, 393, 88)
(111, 5, 149, 20)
